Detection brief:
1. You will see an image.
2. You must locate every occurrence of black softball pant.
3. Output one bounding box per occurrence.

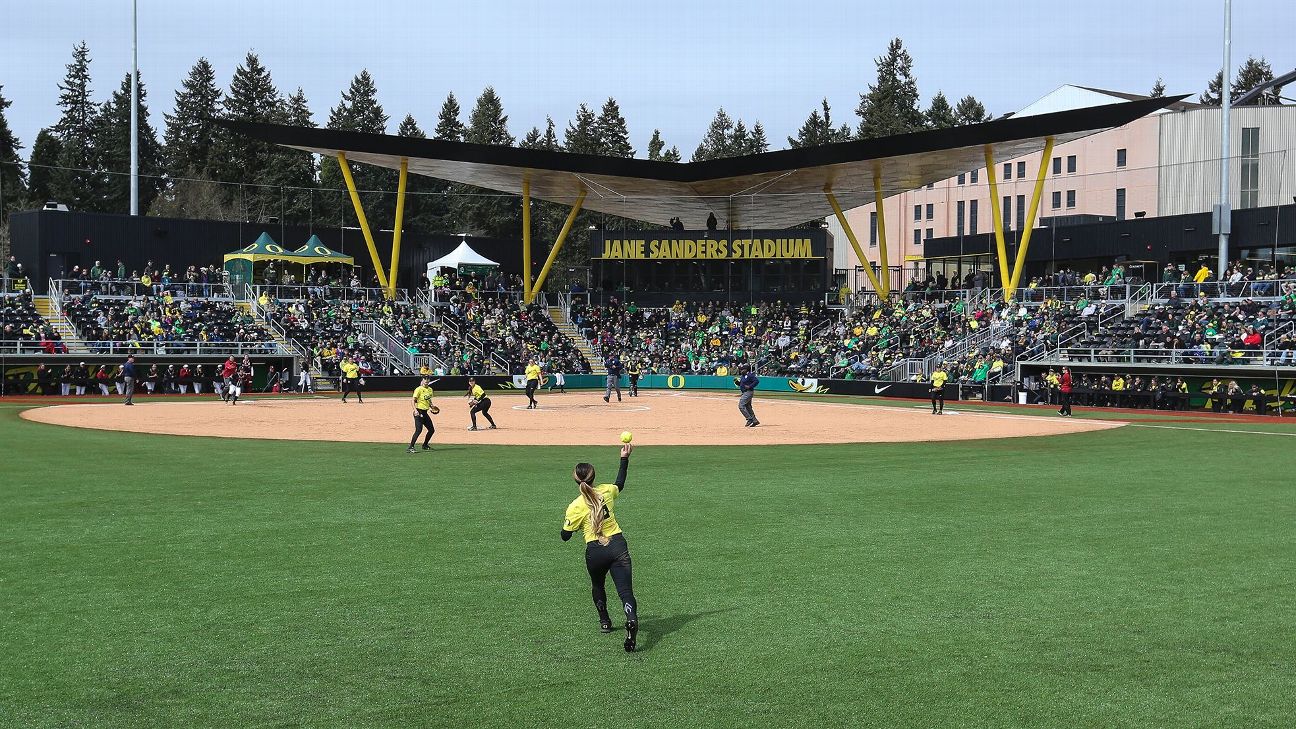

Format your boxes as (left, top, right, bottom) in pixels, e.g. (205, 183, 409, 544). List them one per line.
(470, 398, 496, 427)
(410, 410, 434, 447)
(586, 534, 637, 625)
(525, 379, 538, 405)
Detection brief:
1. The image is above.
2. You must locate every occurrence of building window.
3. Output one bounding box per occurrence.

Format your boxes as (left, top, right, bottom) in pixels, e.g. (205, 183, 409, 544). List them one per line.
(1116, 148, 1127, 168)
(957, 173, 966, 185)
(1016, 194, 1025, 230)
(1240, 126, 1260, 208)
(925, 203, 934, 220)
(1066, 190, 1076, 208)
(1002, 196, 1011, 229)
(956, 200, 965, 237)
(1066, 155, 1077, 173)
(925, 228, 933, 240)
(870, 212, 878, 246)
(1003, 163, 1012, 180)
(913, 228, 921, 246)
(970, 169, 979, 184)
(1052, 157, 1061, 175)
(969, 200, 979, 235)
(1116, 188, 1127, 220)
(913, 204, 921, 222)
(1052, 191, 1062, 209)
(1017, 161, 1026, 178)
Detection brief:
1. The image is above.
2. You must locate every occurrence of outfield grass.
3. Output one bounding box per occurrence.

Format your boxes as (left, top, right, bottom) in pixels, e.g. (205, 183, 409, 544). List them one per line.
(1, 397, 1293, 728)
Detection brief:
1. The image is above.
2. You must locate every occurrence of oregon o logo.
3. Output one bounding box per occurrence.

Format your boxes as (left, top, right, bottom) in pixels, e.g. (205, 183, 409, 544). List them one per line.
(266, 244, 284, 253)
(314, 246, 330, 255)
(667, 374, 685, 389)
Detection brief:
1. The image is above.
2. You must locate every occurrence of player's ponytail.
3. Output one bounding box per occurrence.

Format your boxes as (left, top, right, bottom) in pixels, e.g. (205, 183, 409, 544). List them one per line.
(574, 463, 608, 545)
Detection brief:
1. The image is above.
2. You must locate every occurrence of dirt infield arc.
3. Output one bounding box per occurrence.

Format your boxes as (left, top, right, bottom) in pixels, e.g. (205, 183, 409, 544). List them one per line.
(20, 391, 1121, 445)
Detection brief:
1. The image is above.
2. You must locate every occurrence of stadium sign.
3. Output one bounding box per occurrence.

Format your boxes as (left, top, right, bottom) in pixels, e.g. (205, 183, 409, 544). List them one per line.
(590, 229, 826, 260)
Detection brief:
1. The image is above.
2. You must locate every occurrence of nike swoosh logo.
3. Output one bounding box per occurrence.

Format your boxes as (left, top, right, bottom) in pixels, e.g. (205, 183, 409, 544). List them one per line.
(874, 385, 892, 394)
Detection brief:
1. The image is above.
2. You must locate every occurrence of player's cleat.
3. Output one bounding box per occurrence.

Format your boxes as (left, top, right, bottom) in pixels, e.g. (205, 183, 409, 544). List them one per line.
(406, 446, 416, 453)
(488, 425, 497, 430)
(603, 396, 609, 403)
(750, 421, 759, 427)
(600, 619, 614, 633)
(624, 620, 638, 652)
(421, 444, 431, 451)
(468, 426, 478, 431)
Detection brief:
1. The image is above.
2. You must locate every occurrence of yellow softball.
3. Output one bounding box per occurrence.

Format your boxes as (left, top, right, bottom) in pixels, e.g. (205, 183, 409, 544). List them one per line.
(620, 431, 633, 444)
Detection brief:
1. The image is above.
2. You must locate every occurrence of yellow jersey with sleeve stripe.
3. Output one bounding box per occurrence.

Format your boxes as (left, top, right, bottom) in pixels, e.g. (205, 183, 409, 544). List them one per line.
(341, 362, 360, 379)
(413, 385, 435, 411)
(563, 485, 622, 543)
(470, 384, 487, 400)
(525, 363, 542, 382)
(931, 371, 948, 388)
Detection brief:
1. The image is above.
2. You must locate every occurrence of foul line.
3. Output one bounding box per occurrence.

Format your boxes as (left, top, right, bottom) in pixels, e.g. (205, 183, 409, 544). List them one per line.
(1127, 423, 1296, 437)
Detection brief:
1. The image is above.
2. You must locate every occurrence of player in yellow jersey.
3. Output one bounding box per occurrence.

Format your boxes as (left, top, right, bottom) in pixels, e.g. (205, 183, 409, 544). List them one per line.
(339, 357, 363, 403)
(407, 376, 438, 453)
(524, 360, 542, 409)
(561, 442, 639, 651)
(930, 363, 948, 415)
(465, 377, 497, 431)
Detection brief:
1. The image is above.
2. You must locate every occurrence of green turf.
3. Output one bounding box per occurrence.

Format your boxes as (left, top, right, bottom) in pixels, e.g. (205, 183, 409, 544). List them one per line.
(1, 398, 1294, 728)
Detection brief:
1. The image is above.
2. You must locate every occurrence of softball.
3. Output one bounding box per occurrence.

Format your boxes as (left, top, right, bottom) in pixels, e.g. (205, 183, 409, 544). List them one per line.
(620, 431, 634, 444)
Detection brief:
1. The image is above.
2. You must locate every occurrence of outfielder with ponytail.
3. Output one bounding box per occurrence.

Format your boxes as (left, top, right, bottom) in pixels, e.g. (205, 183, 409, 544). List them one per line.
(560, 442, 639, 652)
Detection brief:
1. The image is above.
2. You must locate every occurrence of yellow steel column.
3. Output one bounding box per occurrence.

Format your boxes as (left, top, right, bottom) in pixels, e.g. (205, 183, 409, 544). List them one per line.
(529, 189, 587, 304)
(1006, 137, 1055, 300)
(336, 152, 389, 292)
(871, 171, 891, 298)
(387, 157, 409, 300)
(522, 179, 532, 301)
(983, 145, 1009, 296)
(824, 188, 886, 298)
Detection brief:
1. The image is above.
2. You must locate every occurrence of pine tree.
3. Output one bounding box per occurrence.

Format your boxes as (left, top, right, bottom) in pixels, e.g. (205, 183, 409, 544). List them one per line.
(925, 91, 958, 129)
(1201, 70, 1223, 105)
(747, 122, 769, 154)
(647, 129, 666, 161)
(427, 93, 466, 233)
(434, 92, 466, 142)
(94, 73, 164, 214)
(1200, 57, 1281, 105)
(953, 95, 992, 125)
(211, 51, 285, 222)
(661, 146, 682, 163)
(459, 87, 515, 236)
(318, 70, 394, 229)
(50, 41, 99, 210)
(0, 85, 26, 220)
(26, 130, 61, 208)
(540, 116, 560, 151)
(272, 87, 317, 225)
(595, 98, 634, 157)
(692, 108, 735, 161)
(564, 103, 600, 154)
(730, 120, 749, 156)
(855, 38, 924, 139)
(162, 58, 222, 179)
(788, 98, 852, 148)
(1149, 78, 1166, 99)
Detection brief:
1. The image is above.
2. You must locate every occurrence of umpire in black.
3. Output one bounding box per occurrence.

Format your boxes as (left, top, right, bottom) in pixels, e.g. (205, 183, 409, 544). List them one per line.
(122, 354, 137, 405)
(736, 365, 760, 427)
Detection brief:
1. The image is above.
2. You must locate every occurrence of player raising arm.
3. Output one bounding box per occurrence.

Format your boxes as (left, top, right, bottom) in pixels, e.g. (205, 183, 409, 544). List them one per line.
(561, 442, 639, 652)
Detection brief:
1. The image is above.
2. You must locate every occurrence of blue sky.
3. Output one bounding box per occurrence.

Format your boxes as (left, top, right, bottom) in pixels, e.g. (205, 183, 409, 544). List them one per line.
(1, 0, 1291, 158)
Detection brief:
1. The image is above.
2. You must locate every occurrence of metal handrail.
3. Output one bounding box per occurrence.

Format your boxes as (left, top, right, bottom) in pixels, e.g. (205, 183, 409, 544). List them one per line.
(1047, 346, 1293, 366)
(252, 284, 410, 303)
(52, 278, 235, 300)
(0, 339, 292, 356)
(1150, 278, 1296, 302)
(249, 297, 311, 360)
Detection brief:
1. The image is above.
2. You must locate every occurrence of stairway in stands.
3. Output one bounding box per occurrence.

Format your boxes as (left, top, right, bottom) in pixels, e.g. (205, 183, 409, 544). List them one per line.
(238, 301, 336, 392)
(548, 306, 606, 375)
(33, 295, 87, 353)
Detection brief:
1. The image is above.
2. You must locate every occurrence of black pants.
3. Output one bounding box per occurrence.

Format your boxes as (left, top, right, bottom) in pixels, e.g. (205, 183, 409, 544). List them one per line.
(585, 534, 637, 625)
(931, 387, 944, 413)
(629, 374, 639, 396)
(1059, 391, 1072, 415)
(410, 411, 434, 447)
(470, 398, 496, 427)
(342, 378, 363, 401)
(525, 380, 538, 406)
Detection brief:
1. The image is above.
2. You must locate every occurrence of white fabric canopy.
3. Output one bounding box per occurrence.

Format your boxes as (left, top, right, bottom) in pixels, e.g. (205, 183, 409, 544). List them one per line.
(426, 241, 500, 272)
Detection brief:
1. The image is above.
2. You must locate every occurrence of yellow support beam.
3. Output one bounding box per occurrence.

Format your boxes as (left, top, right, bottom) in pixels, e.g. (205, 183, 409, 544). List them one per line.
(387, 157, 409, 300)
(528, 189, 586, 304)
(824, 188, 887, 298)
(1006, 137, 1055, 301)
(871, 171, 891, 298)
(522, 178, 532, 300)
(983, 145, 1010, 296)
(336, 152, 389, 292)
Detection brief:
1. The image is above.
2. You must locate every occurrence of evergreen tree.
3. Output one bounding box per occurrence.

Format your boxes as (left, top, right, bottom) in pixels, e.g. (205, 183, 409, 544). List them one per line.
(50, 41, 99, 210)
(26, 130, 61, 208)
(1201, 57, 1282, 105)
(317, 70, 392, 229)
(394, 113, 439, 234)
(162, 58, 222, 179)
(459, 87, 515, 236)
(953, 94, 992, 125)
(1149, 77, 1166, 99)
(595, 98, 634, 157)
(925, 91, 958, 129)
(692, 107, 735, 161)
(563, 103, 599, 154)
(0, 85, 25, 219)
(426, 93, 466, 233)
(434, 92, 466, 142)
(272, 87, 317, 225)
(660, 146, 682, 163)
(746, 121, 769, 154)
(211, 51, 285, 222)
(94, 73, 163, 214)
(788, 98, 852, 148)
(730, 119, 749, 155)
(855, 38, 924, 139)
(1201, 70, 1223, 105)
(647, 129, 666, 161)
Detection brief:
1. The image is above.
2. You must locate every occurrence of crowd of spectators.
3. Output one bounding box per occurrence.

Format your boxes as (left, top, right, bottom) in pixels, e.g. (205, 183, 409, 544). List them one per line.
(62, 290, 276, 353)
(1, 289, 68, 353)
(428, 270, 526, 302)
(444, 295, 590, 374)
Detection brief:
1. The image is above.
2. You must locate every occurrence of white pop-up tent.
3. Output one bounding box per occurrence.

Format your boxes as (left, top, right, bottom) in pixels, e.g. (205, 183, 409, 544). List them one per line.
(426, 241, 500, 275)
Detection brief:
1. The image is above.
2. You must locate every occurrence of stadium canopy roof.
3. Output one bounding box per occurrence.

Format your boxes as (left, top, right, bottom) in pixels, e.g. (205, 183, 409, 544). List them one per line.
(293, 235, 355, 264)
(223, 95, 1183, 230)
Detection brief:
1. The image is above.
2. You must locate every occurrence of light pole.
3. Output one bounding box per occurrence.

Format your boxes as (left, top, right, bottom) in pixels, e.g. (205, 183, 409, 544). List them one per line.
(1216, 0, 1232, 277)
(129, 0, 139, 216)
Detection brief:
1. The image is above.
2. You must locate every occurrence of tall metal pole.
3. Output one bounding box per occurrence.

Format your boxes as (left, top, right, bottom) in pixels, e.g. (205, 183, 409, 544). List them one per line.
(129, 0, 139, 215)
(1217, 0, 1231, 277)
